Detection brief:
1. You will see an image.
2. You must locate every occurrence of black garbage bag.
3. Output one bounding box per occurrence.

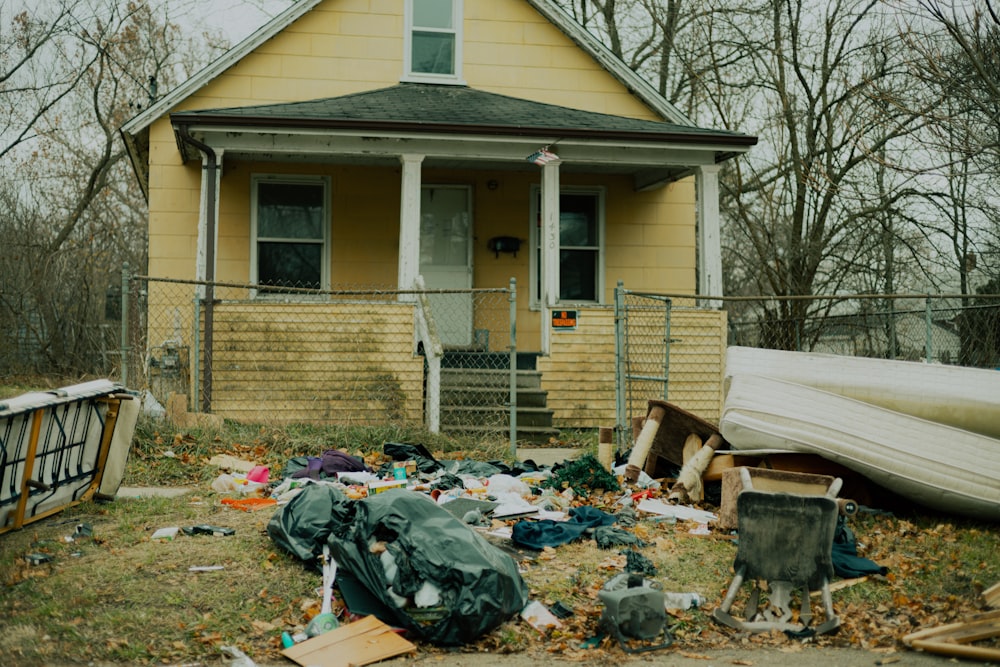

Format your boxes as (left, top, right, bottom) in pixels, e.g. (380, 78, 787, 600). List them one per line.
(327, 489, 529, 645)
(383, 442, 442, 474)
(266, 483, 354, 561)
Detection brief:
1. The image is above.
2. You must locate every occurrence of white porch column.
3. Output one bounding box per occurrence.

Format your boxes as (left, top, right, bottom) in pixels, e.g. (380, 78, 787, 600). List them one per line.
(398, 154, 424, 299)
(195, 149, 223, 297)
(696, 164, 723, 306)
(540, 159, 561, 353)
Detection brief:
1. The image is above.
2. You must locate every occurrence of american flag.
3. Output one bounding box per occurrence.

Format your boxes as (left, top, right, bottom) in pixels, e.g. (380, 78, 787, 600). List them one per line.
(528, 147, 560, 165)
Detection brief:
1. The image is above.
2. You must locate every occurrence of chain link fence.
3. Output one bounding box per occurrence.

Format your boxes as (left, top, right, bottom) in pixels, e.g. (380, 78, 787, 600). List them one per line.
(122, 271, 516, 446)
(726, 294, 1000, 368)
(615, 289, 1000, 444)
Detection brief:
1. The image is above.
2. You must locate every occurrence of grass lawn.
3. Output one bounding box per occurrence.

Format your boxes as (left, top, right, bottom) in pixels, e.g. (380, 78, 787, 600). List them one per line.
(0, 411, 997, 666)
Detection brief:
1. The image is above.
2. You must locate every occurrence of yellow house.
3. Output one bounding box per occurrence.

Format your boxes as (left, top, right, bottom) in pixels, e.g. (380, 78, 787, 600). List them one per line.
(120, 0, 756, 438)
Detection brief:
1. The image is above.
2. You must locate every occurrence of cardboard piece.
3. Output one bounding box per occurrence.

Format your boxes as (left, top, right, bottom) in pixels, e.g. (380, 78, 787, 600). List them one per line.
(281, 615, 415, 667)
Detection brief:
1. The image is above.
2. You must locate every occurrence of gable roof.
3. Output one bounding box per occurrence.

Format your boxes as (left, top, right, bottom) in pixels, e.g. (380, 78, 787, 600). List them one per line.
(170, 83, 752, 146)
(121, 0, 692, 138)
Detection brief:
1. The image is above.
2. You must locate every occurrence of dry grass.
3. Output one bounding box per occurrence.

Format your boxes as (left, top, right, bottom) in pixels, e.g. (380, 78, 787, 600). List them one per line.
(0, 414, 997, 666)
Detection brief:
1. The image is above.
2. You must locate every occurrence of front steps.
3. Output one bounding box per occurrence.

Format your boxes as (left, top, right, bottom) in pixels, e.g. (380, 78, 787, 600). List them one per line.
(438, 367, 559, 443)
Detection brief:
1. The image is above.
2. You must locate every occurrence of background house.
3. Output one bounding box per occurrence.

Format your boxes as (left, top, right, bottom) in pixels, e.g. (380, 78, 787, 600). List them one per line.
(121, 0, 755, 434)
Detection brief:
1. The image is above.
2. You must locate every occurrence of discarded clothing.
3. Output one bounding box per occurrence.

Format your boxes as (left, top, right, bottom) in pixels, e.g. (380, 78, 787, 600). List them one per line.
(512, 505, 616, 550)
(289, 450, 369, 480)
(832, 518, 888, 578)
(594, 525, 647, 550)
(621, 548, 658, 575)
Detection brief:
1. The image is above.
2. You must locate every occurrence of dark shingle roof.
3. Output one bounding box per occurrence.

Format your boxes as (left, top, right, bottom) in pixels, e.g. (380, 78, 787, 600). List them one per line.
(172, 83, 755, 146)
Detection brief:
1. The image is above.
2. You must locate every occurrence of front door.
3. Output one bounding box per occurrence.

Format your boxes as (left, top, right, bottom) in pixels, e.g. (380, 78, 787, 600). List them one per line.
(419, 185, 472, 347)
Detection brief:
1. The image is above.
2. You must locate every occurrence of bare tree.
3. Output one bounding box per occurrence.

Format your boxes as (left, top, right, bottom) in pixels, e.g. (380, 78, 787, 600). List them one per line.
(0, 0, 230, 375)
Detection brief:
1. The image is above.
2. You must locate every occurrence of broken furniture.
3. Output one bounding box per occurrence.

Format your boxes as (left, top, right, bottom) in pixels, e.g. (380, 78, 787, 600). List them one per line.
(713, 468, 842, 635)
(903, 609, 1000, 662)
(0, 380, 138, 534)
(718, 466, 837, 531)
(625, 400, 724, 487)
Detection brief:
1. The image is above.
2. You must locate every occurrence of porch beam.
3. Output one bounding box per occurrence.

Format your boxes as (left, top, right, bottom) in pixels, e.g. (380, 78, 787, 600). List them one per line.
(540, 158, 561, 354)
(398, 154, 424, 297)
(697, 164, 723, 306)
(182, 129, 725, 169)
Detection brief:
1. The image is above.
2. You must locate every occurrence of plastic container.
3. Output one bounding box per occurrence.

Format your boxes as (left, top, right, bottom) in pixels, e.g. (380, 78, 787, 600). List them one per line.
(662, 592, 702, 611)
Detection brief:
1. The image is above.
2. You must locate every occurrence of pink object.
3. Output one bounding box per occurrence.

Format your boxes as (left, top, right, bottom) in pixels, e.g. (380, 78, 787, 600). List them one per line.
(246, 466, 269, 484)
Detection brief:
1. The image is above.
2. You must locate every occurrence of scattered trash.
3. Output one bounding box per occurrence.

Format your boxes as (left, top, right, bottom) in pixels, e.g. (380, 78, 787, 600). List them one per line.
(246, 465, 270, 484)
(305, 546, 339, 638)
(547, 454, 621, 495)
(24, 553, 54, 566)
(271, 488, 528, 645)
(222, 497, 277, 512)
(182, 525, 235, 536)
(189, 565, 225, 572)
(549, 600, 575, 619)
(688, 523, 711, 536)
(522, 600, 563, 632)
(208, 454, 256, 473)
(662, 591, 703, 611)
(635, 498, 717, 524)
(151, 526, 179, 541)
(220, 644, 257, 667)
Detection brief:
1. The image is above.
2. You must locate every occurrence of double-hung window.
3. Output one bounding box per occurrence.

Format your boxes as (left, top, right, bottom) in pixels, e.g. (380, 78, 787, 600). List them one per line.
(405, 0, 462, 82)
(251, 176, 329, 292)
(532, 188, 605, 306)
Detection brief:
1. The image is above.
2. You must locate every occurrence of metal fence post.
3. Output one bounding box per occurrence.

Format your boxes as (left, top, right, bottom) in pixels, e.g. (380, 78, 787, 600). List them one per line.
(120, 263, 129, 386)
(925, 295, 933, 363)
(614, 280, 626, 449)
(192, 296, 201, 413)
(508, 278, 517, 459)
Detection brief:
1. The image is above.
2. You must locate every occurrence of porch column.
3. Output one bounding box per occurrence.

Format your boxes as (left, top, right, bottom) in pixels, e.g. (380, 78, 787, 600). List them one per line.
(540, 159, 561, 352)
(195, 149, 224, 291)
(398, 154, 424, 299)
(696, 164, 722, 306)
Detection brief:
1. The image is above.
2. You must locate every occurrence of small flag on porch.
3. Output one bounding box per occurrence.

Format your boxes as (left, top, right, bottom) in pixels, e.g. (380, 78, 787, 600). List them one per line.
(527, 147, 560, 166)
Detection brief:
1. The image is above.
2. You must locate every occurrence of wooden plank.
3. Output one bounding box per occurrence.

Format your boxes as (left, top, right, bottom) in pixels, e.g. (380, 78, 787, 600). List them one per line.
(983, 581, 1000, 609)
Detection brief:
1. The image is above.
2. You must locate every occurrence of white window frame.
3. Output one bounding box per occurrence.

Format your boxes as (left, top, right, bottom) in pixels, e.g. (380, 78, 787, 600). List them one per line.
(403, 0, 464, 84)
(250, 174, 331, 297)
(529, 185, 606, 309)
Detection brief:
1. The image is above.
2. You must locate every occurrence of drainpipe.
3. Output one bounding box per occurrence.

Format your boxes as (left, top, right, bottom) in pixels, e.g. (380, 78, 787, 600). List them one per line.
(177, 125, 217, 413)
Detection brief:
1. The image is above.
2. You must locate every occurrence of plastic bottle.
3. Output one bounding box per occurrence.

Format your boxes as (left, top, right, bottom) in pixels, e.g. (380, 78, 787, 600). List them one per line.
(662, 592, 702, 611)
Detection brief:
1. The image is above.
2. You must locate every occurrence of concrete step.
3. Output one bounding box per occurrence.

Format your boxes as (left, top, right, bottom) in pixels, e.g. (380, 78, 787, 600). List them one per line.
(441, 386, 548, 408)
(440, 368, 542, 389)
(441, 424, 561, 444)
(441, 405, 554, 429)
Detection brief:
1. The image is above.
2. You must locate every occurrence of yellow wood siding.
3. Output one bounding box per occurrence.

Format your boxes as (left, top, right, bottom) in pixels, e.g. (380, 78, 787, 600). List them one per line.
(206, 301, 423, 424)
(538, 307, 726, 429)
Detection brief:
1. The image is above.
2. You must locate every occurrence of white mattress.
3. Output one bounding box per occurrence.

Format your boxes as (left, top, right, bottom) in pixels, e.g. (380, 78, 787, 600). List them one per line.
(724, 347, 1000, 439)
(720, 374, 1000, 521)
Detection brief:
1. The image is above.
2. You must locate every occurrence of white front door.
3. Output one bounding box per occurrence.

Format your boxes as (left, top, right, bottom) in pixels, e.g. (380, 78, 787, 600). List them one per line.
(419, 185, 473, 347)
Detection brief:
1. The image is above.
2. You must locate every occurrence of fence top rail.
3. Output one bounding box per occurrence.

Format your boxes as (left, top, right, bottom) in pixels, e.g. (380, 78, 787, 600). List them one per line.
(619, 289, 1000, 302)
(133, 275, 510, 296)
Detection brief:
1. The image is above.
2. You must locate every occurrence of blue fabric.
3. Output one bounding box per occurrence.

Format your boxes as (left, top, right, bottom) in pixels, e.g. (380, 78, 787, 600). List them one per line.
(511, 506, 616, 550)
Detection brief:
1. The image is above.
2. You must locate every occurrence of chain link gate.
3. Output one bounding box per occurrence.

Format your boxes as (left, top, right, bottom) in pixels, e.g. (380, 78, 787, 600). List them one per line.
(614, 283, 672, 449)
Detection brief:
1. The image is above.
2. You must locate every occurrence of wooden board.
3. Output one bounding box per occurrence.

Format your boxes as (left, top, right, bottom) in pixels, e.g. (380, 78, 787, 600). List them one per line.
(903, 610, 1000, 662)
(281, 615, 416, 667)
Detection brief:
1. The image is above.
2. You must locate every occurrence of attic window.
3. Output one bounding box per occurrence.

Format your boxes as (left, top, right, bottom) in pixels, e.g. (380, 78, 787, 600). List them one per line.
(405, 0, 462, 82)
